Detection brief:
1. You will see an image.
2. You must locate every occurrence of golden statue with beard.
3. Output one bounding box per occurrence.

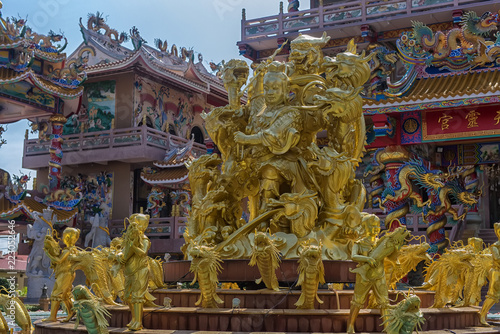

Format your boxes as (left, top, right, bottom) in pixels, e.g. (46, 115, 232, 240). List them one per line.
(183, 33, 372, 262)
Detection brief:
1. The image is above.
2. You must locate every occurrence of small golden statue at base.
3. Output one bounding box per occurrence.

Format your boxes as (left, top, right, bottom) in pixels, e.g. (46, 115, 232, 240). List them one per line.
(347, 215, 409, 334)
(382, 293, 425, 334)
(113, 213, 151, 331)
(0, 289, 33, 333)
(72, 285, 111, 334)
(249, 231, 281, 291)
(189, 241, 224, 308)
(43, 227, 80, 322)
(295, 240, 325, 309)
(480, 222, 500, 326)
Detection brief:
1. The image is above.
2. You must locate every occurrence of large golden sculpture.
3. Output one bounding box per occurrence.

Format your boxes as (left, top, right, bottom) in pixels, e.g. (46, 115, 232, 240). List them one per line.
(347, 216, 409, 334)
(184, 33, 372, 261)
(43, 227, 80, 322)
(112, 213, 151, 331)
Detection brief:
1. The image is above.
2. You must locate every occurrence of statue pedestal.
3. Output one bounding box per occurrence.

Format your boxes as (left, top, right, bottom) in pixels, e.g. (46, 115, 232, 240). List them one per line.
(25, 275, 54, 304)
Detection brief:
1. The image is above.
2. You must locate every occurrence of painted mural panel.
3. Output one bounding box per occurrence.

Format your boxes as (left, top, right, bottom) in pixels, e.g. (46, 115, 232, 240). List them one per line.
(0, 81, 55, 108)
(63, 80, 116, 134)
(133, 75, 210, 139)
(440, 143, 500, 166)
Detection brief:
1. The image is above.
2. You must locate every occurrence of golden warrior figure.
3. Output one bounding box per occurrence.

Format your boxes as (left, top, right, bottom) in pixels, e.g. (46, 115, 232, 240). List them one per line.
(43, 227, 80, 322)
(113, 213, 151, 331)
(348, 215, 409, 334)
(480, 222, 500, 326)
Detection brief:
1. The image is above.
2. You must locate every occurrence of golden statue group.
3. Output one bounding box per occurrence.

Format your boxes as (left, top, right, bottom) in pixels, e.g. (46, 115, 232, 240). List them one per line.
(24, 32, 498, 334)
(39, 213, 164, 331)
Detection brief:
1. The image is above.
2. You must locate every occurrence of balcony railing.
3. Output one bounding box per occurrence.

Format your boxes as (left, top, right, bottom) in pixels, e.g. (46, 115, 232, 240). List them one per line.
(23, 125, 207, 167)
(241, 0, 489, 42)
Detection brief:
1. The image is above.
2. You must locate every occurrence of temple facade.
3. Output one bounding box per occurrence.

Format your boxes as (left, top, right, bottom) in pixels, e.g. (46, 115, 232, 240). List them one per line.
(4, 12, 230, 258)
(237, 0, 500, 251)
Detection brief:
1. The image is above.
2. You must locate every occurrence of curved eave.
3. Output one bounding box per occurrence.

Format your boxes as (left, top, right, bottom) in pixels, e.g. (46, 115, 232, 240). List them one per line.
(365, 69, 500, 111)
(140, 168, 189, 186)
(86, 50, 210, 94)
(33, 48, 66, 63)
(29, 71, 84, 99)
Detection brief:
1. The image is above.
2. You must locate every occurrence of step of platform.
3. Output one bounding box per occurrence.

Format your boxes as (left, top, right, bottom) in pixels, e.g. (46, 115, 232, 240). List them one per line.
(152, 288, 436, 309)
(33, 320, 500, 334)
(163, 259, 357, 283)
(97, 305, 480, 332)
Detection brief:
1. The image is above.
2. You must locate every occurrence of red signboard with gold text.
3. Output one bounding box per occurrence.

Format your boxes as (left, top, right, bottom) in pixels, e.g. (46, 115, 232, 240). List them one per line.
(422, 105, 500, 141)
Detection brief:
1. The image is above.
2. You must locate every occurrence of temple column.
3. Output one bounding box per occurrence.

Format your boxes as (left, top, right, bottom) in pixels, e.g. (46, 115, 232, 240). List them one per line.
(48, 114, 66, 191)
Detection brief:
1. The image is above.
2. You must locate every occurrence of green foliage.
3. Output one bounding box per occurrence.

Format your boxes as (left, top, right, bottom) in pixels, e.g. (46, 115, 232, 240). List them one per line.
(25, 304, 42, 312)
(0, 278, 9, 294)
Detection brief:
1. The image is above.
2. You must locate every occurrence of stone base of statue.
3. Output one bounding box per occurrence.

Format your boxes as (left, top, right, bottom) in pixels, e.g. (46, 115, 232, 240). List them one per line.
(25, 275, 55, 304)
(34, 286, 486, 333)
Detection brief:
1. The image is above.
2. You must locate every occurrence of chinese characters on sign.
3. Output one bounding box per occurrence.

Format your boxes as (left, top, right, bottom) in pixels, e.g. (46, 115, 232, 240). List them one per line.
(438, 114, 453, 130)
(466, 110, 480, 128)
(495, 110, 500, 125)
(423, 107, 500, 142)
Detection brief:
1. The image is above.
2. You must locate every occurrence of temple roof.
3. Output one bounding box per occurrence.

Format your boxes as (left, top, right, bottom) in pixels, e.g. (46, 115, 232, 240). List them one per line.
(141, 136, 195, 186)
(140, 167, 189, 185)
(365, 69, 500, 112)
(69, 17, 225, 97)
(0, 197, 78, 224)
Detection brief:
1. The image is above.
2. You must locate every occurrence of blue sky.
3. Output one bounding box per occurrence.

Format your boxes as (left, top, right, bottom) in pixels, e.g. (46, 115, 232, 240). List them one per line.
(0, 0, 291, 187)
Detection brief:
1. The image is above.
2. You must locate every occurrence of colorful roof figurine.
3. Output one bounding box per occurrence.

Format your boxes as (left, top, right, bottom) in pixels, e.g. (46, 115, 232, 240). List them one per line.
(364, 9, 500, 112)
(0, 3, 85, 124)
(141, 136, 196, 186)
(0, 169, 78, 224)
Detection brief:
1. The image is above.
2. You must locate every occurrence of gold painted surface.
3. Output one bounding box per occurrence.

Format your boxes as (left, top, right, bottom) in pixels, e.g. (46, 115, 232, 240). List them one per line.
(43, 227, 80, 323)
(184, 34, 372, 263)
(110, 213, 151, 331)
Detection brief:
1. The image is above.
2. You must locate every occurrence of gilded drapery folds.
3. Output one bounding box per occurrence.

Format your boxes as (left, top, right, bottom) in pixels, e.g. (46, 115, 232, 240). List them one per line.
(183, 34, 372, 261)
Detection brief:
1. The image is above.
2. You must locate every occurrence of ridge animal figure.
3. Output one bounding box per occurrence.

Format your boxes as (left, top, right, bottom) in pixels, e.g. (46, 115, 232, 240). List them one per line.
(43, 227, 80, 322)
(72, 285, 111, 334)
(382, 293, 425, 334)
(347, 215, 410, 334)
(295, 240, 325, 309)
(249, 231, 281, 291)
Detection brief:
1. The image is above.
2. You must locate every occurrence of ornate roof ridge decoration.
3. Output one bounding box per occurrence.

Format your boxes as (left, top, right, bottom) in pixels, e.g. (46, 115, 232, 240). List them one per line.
(154, 135, 196, 168)
(141, 136, 196, 186)
(84, 49, 216, 93)
(0, 4, 86, 102)
(0, 197, 78, 223)
(380, 9, 500, 99)
(80, 12, 129, 46)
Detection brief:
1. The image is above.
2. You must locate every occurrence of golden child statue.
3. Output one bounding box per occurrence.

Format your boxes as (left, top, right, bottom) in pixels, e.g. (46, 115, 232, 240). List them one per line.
(480, 222, 500, 325)
(347, 215, 409, 334)
(43, 227, 80, 322)
(114, 213, 151, 331)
